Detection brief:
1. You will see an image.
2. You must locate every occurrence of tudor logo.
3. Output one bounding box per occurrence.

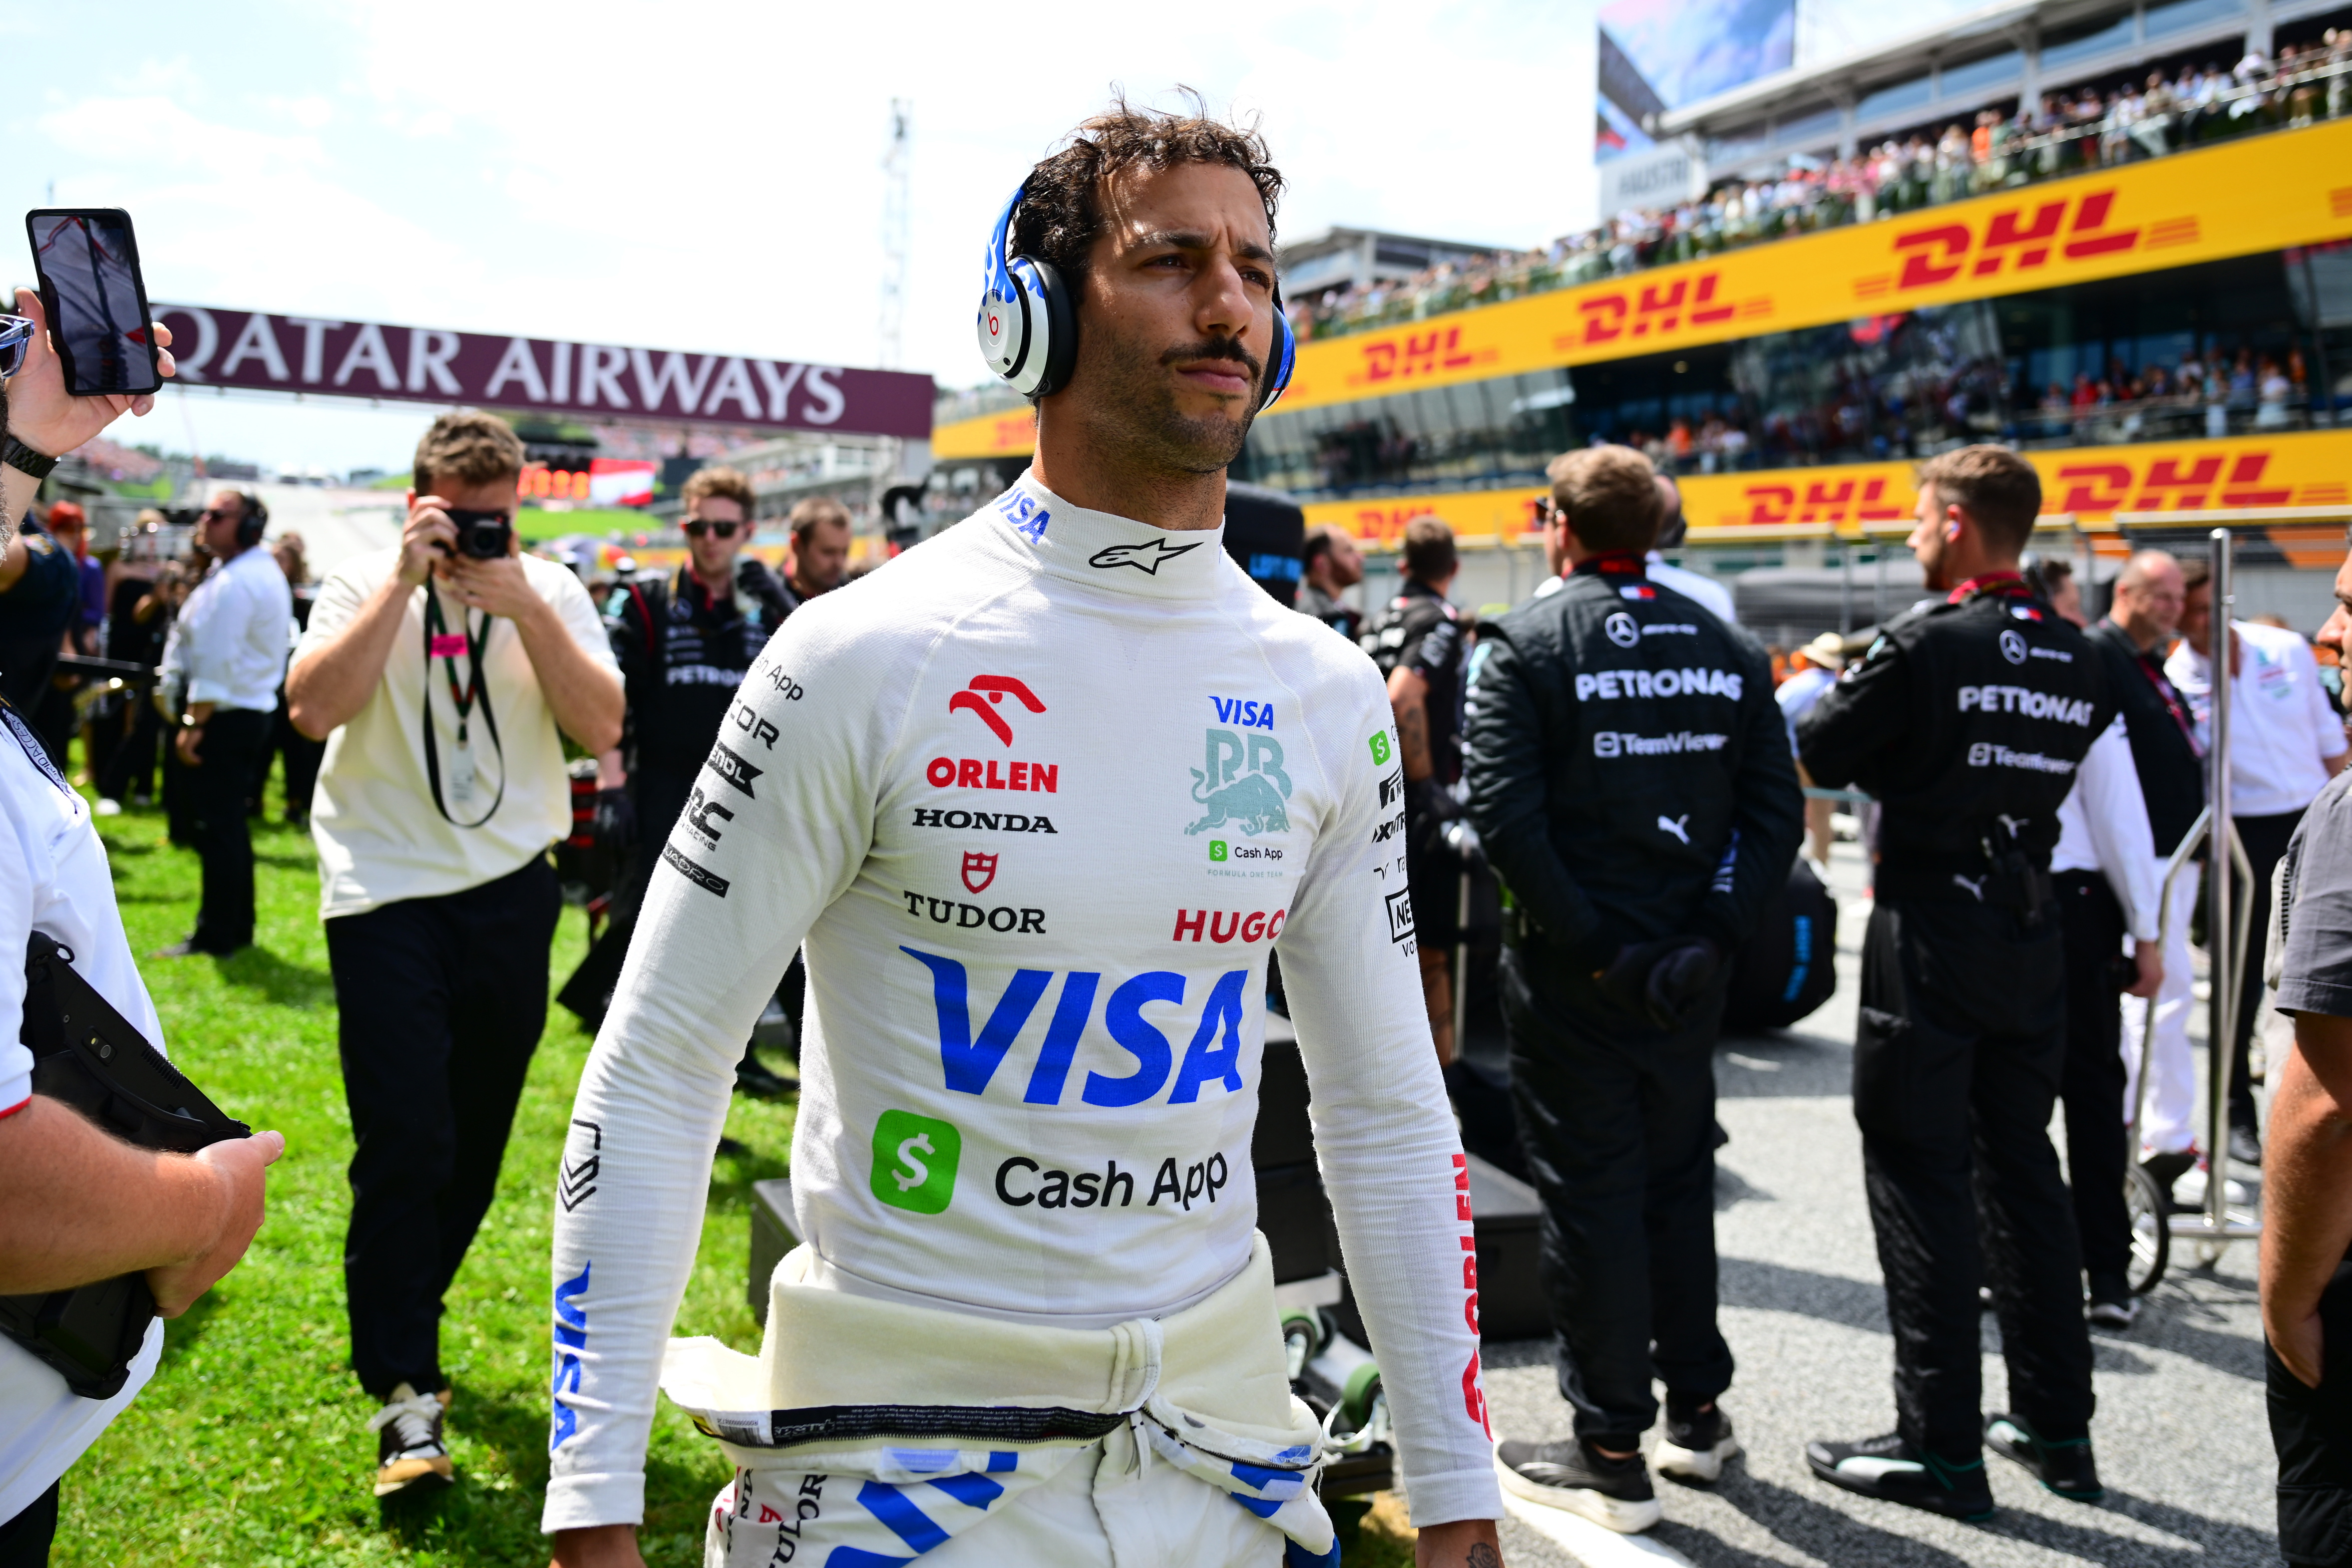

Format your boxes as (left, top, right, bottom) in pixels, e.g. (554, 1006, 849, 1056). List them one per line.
(948, 674, 1046, 746)
(962, 851, 999, 895)
(1999, 628, 2028, 665)
(1089, 537, 1203, 575)
(1604, 611, 1640, 648)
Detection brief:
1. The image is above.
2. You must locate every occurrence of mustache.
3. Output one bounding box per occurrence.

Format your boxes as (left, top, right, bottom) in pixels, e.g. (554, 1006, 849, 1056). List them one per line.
(1161, 335, 1262, 385)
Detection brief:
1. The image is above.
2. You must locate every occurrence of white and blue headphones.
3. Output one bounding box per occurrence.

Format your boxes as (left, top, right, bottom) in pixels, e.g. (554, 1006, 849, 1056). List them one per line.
(975, 181, 1296, 410)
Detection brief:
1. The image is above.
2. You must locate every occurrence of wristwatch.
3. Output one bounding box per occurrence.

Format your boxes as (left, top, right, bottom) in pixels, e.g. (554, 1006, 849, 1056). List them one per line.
(180, 713, 204, 729)
(0, 434, 57, 481)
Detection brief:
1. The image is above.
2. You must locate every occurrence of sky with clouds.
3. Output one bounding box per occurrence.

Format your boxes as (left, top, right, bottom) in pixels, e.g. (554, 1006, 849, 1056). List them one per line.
(0, 0, 1597, 476)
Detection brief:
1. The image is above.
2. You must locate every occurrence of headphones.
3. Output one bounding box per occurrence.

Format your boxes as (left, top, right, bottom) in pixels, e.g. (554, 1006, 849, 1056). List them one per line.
(976, 181, 1296, 411)
(234, 491, 268, 548)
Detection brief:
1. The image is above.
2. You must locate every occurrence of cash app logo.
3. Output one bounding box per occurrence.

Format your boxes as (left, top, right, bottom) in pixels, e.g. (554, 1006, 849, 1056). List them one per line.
(871, 1109, 961, 1215)
(1368, 731, 1392, 766)
(1209, 840, 1228, 862)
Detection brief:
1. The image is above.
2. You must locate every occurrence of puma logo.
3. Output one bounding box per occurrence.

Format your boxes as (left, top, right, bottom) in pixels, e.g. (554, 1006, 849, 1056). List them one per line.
(1658, 814, 1691, 844)
(1953, 873, 1986, 900)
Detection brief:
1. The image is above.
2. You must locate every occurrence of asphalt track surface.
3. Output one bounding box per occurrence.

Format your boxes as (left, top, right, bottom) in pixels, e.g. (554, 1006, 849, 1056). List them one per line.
(1479, 837, 2277, 1568)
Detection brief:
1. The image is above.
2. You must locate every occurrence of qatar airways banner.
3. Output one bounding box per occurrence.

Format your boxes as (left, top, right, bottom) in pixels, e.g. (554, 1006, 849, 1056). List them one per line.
(149, 305, 933, 439)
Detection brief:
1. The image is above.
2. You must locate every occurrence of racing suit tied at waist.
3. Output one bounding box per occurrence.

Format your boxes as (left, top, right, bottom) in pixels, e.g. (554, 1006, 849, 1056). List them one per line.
(660, 1232, 1337, 1561)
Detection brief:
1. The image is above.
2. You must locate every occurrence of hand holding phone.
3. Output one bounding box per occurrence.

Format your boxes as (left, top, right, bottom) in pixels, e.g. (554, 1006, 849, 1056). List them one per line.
(2, 287, 174, 459)
(24, 209, 162, 397)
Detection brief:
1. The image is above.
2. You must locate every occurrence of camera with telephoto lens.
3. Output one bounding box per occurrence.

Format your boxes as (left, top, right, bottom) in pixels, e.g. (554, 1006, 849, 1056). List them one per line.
(443, 507, 513, 560)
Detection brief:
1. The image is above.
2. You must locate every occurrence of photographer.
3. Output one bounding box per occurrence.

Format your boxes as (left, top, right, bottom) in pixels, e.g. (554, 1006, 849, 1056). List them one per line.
(155, 491, 292, 958)
(1, 289, 281, 1567)
(286, 412, 620, 1499)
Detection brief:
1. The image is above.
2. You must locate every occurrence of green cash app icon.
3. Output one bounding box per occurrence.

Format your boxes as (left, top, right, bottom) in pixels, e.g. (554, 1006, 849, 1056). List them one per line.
(1209, 840, 1229, 862)
(1368, 730, 1392, 766)
(871, 1109, 961, 1215)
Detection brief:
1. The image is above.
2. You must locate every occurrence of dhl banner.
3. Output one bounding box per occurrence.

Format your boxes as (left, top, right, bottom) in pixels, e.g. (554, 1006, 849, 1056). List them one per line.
(934, 115, 2352, 459)
(1303, 429, 2352, 547)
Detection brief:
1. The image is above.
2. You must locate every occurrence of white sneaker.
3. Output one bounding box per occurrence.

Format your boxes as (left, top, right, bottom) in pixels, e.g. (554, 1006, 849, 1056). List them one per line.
(94, 798, 122, 816)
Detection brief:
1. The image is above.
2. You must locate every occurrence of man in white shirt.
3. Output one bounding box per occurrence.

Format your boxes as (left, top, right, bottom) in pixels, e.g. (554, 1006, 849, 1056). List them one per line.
(0, 290, 280, 1567)
(1775, 634, 1843, 868)
(2168, 561, 2350, 1165)
(286, 412, 621, 1499)
(157, 491, 293, 957)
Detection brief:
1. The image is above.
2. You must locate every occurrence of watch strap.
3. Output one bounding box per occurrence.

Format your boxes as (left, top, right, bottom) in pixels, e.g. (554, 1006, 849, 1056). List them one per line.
(1, 436, 57, 481)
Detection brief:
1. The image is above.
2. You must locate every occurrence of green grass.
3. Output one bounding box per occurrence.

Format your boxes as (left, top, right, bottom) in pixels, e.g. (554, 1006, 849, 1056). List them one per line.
(49, 752, 1417, 1567)
(515, 509, 650, 544)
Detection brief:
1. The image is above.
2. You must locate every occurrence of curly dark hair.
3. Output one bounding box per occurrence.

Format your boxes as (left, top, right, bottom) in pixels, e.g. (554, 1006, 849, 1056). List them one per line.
(1010, 91, 1284, 289)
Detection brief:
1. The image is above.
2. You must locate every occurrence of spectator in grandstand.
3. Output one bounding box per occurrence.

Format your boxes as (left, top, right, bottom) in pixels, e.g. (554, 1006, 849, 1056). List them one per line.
(155, 492, 291, 958)
(285, 411, 621, 1499)
(2169, 559, 2350, 1168)
(1295, 522, 1363, 638)
(1362, 518, 1469, 1066)
(2089, 552, 2207, 1199)
(1, 307, 285, 1568)
(783, 496, 851, 603)
(565, 465, 796, 1097)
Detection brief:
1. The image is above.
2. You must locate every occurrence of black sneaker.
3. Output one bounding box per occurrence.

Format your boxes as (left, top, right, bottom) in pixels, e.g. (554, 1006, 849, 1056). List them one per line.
(2227, 1121, 2263, 1168)
(1655, 1398, 1739, 1483)
(1494, 1438, 1663, 1533)
(1806, 1432, 1994, 1521)
(1983, 1413, 2103, 1501)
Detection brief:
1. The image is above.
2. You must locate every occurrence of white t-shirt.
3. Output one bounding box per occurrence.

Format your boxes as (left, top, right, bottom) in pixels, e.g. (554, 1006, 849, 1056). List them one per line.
(546, 474, 1500, 1533)
(1775, 665, 1835, 751)
(2166, 620, 2349, 819)
(2051, 716, 2163, 941)
(1647, 553, 1737, 623)
(0, 706, 168, 1523)
(295, 550, 616, 919)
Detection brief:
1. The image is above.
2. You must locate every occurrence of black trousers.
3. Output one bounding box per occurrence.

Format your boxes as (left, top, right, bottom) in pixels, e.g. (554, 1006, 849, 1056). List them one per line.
(2056, 871, 2133, 1295)
(327, 855, 559, 1399)
(183, 708, 271, 951)
(2230, 810, 2305, 1133)
(1856, 898, 2095, 1456)
(97, 697, 159, 803)
(0, 1481, 57, 1568)
(2272, 1261, 2352, 1567)
(274, 694, 325, 822)
(1502, 945, 1732, 1444)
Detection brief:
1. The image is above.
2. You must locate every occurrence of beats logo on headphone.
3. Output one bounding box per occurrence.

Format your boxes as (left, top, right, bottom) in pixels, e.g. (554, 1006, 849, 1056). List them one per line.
(974, 181, 1296, 410)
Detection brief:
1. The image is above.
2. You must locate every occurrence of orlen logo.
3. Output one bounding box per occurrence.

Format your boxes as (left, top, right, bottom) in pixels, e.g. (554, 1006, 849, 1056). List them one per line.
(949, 674, 1045, 745)
(1865, 189, 2171, 299)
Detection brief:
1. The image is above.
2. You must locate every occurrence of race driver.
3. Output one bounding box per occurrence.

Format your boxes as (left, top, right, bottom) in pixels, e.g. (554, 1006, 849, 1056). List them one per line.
(544, 104, 1506, 1568)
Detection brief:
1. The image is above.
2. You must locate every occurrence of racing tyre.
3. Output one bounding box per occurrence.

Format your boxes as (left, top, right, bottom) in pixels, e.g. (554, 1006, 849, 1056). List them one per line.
(2125, 1162, 2169, 1296)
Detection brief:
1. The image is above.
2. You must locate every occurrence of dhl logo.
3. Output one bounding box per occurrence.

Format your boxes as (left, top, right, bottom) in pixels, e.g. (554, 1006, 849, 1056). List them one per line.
(1737, 476, 1910, 527)
(1858, 190, 2195, 300)
(2049, 449, 2296, 513)
(1561, 271, 1773, 349)
(1350, 326, 1501, 387)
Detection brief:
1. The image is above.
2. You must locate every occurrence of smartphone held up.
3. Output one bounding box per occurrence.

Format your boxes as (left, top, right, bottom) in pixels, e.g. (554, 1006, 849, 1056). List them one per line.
(24, 209, 163, 398)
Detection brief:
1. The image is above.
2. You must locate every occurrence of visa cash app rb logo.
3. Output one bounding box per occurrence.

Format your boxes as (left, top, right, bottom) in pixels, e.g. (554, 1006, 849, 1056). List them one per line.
(871, 1108, 962, 1215)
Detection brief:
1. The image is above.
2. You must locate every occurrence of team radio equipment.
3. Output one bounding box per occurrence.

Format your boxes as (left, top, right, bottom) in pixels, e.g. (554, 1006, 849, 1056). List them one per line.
(975, 181, 1296, 409)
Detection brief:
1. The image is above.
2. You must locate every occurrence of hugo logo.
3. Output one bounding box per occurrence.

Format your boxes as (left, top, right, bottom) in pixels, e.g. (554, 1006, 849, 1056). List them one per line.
(949, 674, 1046, 746)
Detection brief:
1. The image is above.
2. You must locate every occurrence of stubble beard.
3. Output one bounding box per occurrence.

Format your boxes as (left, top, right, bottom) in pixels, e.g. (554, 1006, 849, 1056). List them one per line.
(1081, 317, 1256, 478)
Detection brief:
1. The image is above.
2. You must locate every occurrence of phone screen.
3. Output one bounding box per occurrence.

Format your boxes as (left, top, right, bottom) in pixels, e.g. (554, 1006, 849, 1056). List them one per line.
(24, 209, 161, 397)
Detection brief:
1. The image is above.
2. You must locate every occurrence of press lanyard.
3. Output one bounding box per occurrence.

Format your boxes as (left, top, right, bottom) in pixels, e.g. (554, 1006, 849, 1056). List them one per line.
(420, 580, 505, 826)
(2138, 651, 2205, 758)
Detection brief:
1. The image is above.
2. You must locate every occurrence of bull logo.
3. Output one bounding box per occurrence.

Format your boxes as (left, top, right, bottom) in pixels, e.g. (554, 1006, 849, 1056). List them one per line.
(961, 851, 999, 895)
(948, 674, 1046, 746)
(1186, 728, 1293, 837)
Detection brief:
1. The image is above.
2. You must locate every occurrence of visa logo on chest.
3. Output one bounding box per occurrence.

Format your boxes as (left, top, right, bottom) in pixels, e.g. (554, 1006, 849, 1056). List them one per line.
(1208, 697, 1276, 730)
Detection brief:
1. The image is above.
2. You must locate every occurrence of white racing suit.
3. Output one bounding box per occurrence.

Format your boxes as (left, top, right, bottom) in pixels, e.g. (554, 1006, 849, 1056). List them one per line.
(543, 474, 1503, 1560)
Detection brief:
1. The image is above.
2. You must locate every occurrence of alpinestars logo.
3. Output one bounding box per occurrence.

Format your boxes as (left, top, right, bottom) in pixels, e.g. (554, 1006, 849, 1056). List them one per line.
(558, 1119, 601, 1211)
(962, 851, 999, 894)
(949, 674, 1046, 746)
(1089, 537, 1203, 575)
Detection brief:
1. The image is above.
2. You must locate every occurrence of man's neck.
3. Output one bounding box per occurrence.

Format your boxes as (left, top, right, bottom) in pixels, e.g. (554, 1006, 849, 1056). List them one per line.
(689, 561, 732, 600)
(2105, 611, 2161, 654)
(1031, 414, 1227, 533)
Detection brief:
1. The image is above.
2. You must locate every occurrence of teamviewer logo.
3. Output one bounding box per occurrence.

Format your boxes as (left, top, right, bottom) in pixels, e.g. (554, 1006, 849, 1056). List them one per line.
(1968, 742, 1991, 766)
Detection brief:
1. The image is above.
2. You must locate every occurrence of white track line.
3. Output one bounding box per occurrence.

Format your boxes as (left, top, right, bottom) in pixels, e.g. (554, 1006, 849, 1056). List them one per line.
(1501, 1493, 1696, 1568)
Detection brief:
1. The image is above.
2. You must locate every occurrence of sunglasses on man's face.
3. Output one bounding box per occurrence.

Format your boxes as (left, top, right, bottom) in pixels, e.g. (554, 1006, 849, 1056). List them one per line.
(0, 315, 34, 379)
(683, 519, 741, 539)
(199, 507, 240, 523)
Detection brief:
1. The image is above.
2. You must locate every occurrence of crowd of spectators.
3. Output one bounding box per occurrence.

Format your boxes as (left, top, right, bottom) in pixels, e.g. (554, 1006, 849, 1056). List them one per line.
(1291, 34, 2352, 342)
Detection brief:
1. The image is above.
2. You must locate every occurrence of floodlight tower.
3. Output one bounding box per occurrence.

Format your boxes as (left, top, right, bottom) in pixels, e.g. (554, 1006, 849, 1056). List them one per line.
(878, 99, 912, 370)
